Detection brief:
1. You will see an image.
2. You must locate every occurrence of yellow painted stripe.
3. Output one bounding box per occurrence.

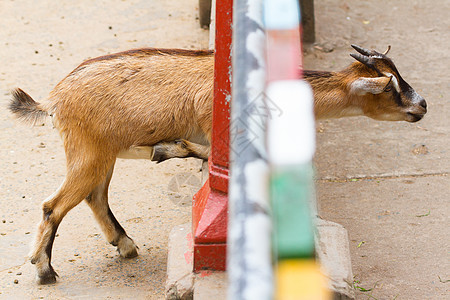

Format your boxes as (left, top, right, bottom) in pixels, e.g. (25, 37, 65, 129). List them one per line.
(275, 260, 331, 300)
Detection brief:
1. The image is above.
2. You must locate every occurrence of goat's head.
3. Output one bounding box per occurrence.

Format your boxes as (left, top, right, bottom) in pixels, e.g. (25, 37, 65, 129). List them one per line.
(348, 45, 427, 122)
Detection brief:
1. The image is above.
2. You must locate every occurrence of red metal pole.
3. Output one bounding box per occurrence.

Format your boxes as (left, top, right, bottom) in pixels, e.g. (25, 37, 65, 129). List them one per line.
(192, 0, 232, 271)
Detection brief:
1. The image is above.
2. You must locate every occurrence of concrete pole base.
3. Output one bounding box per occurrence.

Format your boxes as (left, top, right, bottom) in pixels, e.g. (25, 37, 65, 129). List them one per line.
(166, 219, 355, 299)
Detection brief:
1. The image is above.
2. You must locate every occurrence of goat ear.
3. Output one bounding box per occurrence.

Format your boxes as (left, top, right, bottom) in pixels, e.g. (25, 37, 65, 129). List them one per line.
(350, 77, 392, 96)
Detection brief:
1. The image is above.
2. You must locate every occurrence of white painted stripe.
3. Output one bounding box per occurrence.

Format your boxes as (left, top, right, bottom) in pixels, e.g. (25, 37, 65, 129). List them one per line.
(267, 80, 315, 165)
(263, 0, 300, 29)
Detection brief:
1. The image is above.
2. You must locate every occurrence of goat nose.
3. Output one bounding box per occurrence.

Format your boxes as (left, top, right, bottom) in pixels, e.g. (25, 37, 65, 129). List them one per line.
(419, 99, 427, 110)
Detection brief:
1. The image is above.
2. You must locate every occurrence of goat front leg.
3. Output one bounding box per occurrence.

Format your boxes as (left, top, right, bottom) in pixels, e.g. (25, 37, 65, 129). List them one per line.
(151, 139, 210, 162)
(84, 161, 138, 258)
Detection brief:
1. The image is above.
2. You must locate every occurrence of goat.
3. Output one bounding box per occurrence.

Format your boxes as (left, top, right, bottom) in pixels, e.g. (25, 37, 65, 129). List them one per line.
(9, 45, 426, 284)
(152, 44, 427, 162)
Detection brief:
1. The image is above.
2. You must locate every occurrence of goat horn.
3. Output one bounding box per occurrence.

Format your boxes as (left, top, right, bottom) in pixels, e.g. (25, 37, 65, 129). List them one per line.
(383, 45, 391, 55)
(350, 53, 373, 66)
(351, 44, 375, 56)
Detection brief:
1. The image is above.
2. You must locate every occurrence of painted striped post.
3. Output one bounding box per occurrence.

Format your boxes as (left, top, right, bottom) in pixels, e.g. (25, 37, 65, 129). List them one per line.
(228, 0, 330, 298)
(265, 0, 331, 298)
(227, 0, 273, 299)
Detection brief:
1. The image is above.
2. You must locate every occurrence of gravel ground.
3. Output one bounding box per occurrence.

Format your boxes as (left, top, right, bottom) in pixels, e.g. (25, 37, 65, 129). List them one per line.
(0, 1, 208, 299)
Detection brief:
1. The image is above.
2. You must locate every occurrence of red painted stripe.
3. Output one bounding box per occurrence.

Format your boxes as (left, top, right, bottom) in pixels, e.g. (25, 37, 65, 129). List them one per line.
(266, 27, 303, 82)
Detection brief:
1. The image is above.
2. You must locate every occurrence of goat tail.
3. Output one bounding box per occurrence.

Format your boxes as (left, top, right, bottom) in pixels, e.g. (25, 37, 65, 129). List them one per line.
(9, 88, 48, 124)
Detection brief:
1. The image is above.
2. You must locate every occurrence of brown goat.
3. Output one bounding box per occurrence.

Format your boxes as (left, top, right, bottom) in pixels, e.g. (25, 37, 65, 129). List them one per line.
(152, 45, 427, 162)
(9, 45, 426, 284)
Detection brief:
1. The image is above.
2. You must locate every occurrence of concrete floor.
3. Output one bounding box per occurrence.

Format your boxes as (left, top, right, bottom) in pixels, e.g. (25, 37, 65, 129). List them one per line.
(305, 1, 450, 299)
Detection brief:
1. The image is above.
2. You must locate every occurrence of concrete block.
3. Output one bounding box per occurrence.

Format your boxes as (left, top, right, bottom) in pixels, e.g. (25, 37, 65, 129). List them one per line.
(194, 271, 228, 300)
(165, 223, 194, 300)
(315, 218, 355, 300)
(166, 220, 354, 299)
(166, 223, 228, 300)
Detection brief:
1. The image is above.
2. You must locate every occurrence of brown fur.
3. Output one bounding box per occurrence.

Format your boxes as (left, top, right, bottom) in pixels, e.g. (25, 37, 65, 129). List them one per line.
(9, 46, 426, 284)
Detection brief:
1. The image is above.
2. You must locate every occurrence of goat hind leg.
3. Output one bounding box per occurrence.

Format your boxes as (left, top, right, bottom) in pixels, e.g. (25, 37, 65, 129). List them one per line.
(29, 194, 61, 284)
(85, 161, 138, 258)
(30, 181, 92, 284)
(30, 155, 114, 284)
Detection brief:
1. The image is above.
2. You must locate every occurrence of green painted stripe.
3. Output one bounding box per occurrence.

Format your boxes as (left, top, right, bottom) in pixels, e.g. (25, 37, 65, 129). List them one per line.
(271, 165, 315, 258)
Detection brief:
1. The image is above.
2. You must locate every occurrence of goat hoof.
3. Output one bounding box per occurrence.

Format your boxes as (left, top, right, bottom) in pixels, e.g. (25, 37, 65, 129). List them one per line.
(36, 267, 58, 285)
(119, 247, 138, 258)
(151, 145, 168, 163)
(117, 236, 139, 258)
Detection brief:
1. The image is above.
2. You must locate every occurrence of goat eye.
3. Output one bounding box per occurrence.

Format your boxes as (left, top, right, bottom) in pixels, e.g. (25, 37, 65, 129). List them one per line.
(384, 85, 392, 92)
